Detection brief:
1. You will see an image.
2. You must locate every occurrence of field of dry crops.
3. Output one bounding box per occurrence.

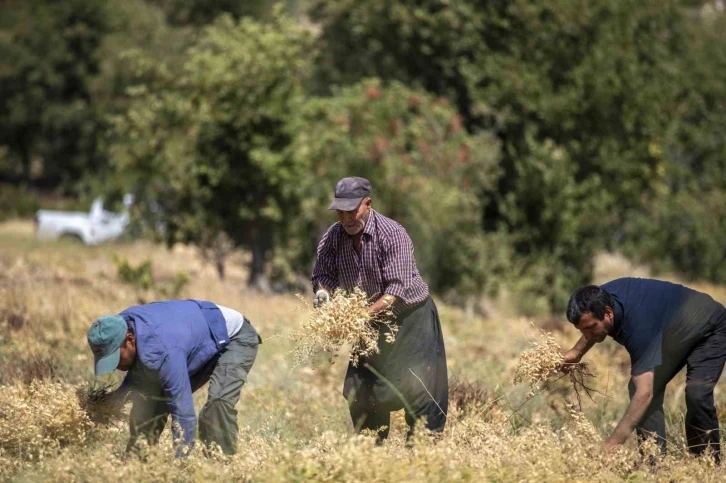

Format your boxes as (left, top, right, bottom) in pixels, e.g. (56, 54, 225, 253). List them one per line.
(2, 220, 726, 482)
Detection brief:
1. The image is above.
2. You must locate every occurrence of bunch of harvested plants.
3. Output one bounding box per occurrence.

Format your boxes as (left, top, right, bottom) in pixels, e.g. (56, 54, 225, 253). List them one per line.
(289, 288, 397, 367)
(513, 329, 597, 408)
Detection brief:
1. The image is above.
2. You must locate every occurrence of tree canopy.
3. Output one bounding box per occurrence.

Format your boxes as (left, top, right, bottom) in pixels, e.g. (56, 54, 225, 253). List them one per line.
(2, 0, 725, 311)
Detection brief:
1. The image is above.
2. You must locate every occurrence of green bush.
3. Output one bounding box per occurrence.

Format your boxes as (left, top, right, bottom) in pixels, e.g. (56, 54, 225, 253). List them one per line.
(287, 79, 501, 300)
(115, 258, 153, 291)
(115, 257, 190, 298)
(162, 272, 191, 299)
(0, 184, 40, 221)
(624, 190, 726, 284)
(622, 14, 726, 286)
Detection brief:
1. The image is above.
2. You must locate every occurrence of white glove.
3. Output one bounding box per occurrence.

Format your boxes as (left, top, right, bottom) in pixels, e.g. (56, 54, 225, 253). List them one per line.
(313, 289, 330, 308)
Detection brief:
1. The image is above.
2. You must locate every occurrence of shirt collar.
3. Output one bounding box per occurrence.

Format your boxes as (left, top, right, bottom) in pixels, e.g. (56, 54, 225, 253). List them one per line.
(608, 295, 624, 338)
(122, 314, 135, 333)
(120, 315, 139, 371)
(362, 209, 377, 237)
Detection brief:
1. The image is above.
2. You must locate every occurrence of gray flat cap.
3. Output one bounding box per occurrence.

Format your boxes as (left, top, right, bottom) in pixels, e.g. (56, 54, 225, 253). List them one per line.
(328, 177, 372, 211)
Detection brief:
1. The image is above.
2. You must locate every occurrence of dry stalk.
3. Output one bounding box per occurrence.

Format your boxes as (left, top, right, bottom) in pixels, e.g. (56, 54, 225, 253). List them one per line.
(288, 288, 397, 368)
(513, 329, 596, 409)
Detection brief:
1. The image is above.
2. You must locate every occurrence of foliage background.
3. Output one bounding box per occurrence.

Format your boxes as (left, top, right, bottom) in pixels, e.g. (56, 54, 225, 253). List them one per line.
(3, 2, 726, 479)
(2, 0, 726, 310)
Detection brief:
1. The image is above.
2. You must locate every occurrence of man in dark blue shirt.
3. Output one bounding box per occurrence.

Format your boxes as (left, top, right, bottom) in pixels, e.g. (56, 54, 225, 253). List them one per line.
(564, 278, 726, 461)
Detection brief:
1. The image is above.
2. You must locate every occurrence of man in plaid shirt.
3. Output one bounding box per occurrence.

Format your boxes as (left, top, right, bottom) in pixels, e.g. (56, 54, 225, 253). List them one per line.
(312, 177, 448, 442)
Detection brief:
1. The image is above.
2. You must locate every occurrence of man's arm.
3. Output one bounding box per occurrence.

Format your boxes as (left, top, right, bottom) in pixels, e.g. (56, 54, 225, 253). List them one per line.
(311, 228, 339, 293)
(157, 350, 196, 457)
(604, 370, 654, 446)
(563, 336, 597, 364)
(368, 294, 398, 315)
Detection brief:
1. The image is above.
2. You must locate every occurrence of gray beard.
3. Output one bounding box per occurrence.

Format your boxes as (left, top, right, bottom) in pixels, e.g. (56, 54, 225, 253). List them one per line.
(344, 218, 365, 235)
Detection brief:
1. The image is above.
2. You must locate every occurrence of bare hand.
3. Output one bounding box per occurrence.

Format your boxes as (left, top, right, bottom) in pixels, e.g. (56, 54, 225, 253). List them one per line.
(603, 436, 622, 451)
(559, 349, 582, 374)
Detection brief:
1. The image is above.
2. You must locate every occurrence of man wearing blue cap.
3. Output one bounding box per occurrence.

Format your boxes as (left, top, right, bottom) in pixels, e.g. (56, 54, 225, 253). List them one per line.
(87, 299, 261, 456)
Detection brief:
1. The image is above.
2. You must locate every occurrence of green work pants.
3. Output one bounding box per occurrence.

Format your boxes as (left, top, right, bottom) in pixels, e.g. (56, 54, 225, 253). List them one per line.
(127, 319, 260, 455)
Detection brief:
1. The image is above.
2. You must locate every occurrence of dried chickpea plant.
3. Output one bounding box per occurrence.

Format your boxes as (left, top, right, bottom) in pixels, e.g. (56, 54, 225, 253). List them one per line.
(288, 288, 397, 368)
(6, 224, 726, 482)
(76, 382, 128, 425)
(513, 328, 597, 408)
(0, 382, 95, 465)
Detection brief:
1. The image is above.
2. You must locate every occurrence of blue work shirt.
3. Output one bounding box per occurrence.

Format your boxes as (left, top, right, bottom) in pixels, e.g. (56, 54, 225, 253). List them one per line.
(603, 278, 726, 375)
(116, 300, 229, 453)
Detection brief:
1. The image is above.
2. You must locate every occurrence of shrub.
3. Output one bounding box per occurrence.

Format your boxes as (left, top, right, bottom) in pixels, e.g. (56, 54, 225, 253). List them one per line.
(624, 189, 726, 284)
(114, 257, 189, 297)
(115, 257, 153, 290)
(290, 79, 501, 299)
(0, 184, 40, 221)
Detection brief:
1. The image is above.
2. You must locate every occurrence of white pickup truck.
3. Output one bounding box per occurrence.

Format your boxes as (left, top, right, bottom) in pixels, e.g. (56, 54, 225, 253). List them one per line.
(34, 194, 134, 245)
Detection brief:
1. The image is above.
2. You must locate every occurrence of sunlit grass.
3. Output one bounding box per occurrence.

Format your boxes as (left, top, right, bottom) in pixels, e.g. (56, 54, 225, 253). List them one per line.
(1, 220, 725, 481)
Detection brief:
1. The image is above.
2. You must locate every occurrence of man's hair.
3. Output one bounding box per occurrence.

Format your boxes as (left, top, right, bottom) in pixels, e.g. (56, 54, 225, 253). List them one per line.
(566, 285, 613, 325)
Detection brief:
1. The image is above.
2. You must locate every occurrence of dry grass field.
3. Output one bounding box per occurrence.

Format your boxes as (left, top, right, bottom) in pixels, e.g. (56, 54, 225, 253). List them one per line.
(2, 220, 726, 482)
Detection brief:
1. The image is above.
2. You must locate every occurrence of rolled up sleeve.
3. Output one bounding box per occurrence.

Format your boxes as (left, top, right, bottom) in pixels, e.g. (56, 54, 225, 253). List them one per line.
(312, 226, 339, 292)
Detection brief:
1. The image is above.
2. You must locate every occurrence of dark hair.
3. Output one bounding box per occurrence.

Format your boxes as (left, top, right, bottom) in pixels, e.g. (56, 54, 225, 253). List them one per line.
(566, 285, 613, 324)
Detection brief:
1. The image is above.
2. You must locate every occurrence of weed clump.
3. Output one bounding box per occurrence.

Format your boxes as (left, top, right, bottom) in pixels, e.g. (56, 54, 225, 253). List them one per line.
(289, 288, 397, 367)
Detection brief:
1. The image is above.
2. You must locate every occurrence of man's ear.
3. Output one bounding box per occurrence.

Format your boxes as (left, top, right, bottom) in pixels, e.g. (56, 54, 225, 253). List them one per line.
(604, 306, 614, 320)
(364, 197, 372, 208)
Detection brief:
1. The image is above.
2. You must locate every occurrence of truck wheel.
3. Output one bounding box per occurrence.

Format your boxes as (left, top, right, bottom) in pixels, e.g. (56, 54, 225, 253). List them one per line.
(60, 233, 84, 244)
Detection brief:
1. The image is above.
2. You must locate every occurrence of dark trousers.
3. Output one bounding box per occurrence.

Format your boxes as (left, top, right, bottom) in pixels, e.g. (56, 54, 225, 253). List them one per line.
(127, 320, 260, 455)
(629, 317, 726, 462)
(343, 297, 448, 441)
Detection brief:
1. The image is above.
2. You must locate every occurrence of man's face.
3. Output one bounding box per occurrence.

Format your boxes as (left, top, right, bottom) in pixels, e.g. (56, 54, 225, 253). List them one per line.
(117, 331, 137, 371)
(575, 307, 614, 343)
(337, 198, 372, 236)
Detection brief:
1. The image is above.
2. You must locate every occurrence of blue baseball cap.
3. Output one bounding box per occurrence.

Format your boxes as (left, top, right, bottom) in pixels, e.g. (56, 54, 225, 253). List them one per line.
(87, 315, 127, 375)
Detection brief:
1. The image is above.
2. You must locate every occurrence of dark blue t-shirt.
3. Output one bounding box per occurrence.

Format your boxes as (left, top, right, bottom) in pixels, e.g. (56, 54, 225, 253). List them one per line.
(602, 278, 726, 375)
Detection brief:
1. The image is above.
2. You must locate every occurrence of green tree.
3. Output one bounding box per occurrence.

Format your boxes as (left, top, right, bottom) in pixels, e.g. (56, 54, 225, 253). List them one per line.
(147, 0, 278, 26)
(623, 12, 726, 282)
(111, 12, 315, 289)
(0, 0, 110, 189)
(285, 80, 502, 302)
(311, 0, 690, 309)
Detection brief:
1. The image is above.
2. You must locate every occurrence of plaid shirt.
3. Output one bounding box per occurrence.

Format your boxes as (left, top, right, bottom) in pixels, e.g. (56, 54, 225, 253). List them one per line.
(312, 209, 429, 315)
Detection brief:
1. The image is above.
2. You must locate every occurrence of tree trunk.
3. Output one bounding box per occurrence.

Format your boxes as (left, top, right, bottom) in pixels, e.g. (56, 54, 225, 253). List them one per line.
(21, 144, 32, 182)
(247, 222, 270, 292)
(213, 240, 226, 280)
(215, 255, 226, 280)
